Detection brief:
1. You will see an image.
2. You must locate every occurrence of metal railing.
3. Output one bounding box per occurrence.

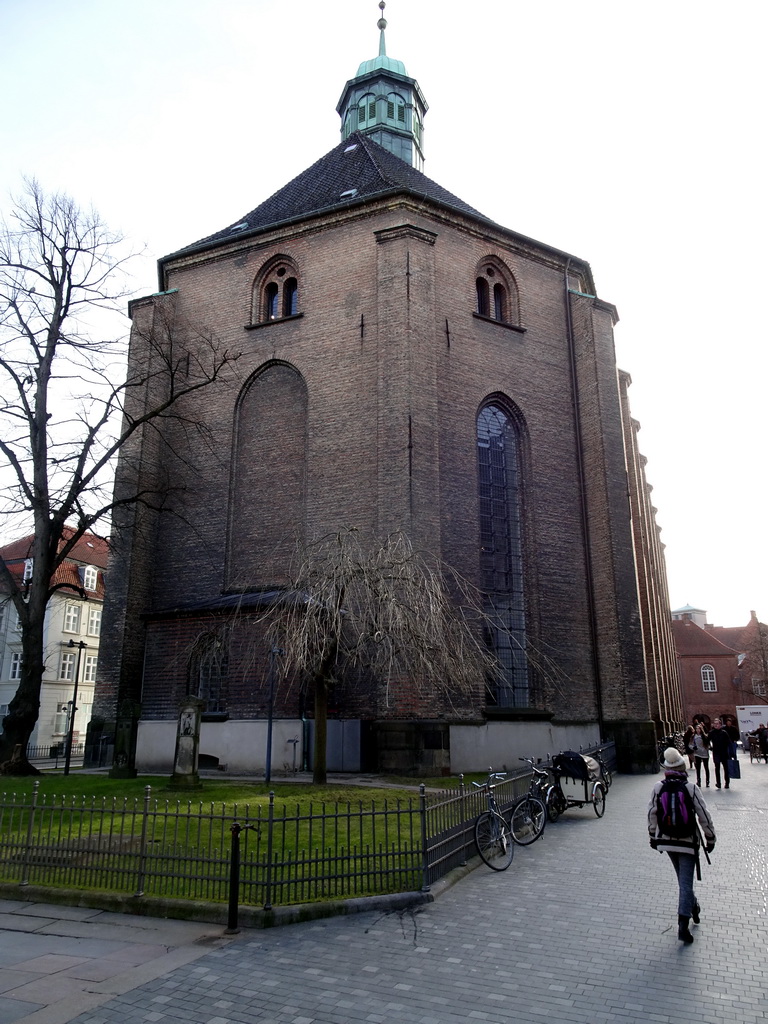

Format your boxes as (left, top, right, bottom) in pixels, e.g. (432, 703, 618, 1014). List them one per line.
(0, 741, 615, 914)
(27, 742, 85, 762)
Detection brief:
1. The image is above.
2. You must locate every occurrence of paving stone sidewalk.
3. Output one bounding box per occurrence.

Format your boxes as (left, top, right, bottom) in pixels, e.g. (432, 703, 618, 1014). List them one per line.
(3, 758, 767, 1024)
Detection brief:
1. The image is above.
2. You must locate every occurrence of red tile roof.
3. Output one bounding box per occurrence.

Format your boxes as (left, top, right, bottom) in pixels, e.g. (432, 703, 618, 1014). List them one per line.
(671, 618, 740, 657)
(0, 527, 108, 599)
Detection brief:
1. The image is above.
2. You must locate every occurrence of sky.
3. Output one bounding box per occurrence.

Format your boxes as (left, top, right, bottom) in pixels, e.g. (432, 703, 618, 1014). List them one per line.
(1, 0, 766, 627)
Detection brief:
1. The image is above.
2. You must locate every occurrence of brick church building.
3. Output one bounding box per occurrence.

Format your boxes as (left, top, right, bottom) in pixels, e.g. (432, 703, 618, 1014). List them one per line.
(91, 7, 681, 775)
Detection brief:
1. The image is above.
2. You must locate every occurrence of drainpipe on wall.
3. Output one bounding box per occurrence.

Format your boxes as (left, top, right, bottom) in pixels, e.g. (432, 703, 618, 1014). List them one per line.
(564, 259, 605, 738)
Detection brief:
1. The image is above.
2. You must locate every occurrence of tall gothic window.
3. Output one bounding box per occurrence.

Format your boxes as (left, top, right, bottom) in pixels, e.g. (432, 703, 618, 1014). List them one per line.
(477, 402, 527, 707)
(188, 634, 229, 715)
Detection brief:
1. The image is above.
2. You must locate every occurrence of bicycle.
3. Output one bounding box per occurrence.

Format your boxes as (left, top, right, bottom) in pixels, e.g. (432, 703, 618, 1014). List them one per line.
(593, 746, 613, 789)
(472, 770, 515, 870)
(510, 758, 549, 845)
(547, 751, 607, 821)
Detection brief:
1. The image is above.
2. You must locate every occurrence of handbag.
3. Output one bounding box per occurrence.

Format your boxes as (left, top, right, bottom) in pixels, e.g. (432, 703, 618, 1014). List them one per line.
(727, 756, 741, 780)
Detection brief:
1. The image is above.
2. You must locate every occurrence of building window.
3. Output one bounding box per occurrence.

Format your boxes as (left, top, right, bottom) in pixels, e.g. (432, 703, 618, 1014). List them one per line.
(83, 655, 98, 683)
(283, 277, 298, 316)
(752, 678, 767, 697)
(63, 604, 81, 633)
(474, 260, 520, 325)
(53, 702, 69, 734)
(254, 258, 301, 325)
(188, 634, 229, 715)
(493, 283, 507, 321)
(60, 651, 76, 680)
(87, 607, 102, 637)
(476, 278, 489, 318)
(701, 664, 717, 692)
(265, 282, 279, 319)
(10, 652, 22, 680)
(81, 565, 98, 591)
(477, 401, 527, 707)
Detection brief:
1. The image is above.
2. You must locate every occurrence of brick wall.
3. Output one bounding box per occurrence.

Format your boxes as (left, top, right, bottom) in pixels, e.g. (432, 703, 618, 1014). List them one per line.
(97, 192, 662, 766)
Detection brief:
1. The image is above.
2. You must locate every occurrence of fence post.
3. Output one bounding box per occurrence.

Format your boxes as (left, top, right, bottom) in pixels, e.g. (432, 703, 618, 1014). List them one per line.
(458, 774, 467, 866)
(133, 785, 152, 897)
(419, 783, 431, 892)
(19, 780, 40, 886)
(263, 791, 275, 911)
(226, 822, 243, 933)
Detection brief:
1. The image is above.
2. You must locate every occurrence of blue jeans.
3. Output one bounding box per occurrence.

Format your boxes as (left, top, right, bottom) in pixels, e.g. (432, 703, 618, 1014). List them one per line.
(667, 852, 696, 916)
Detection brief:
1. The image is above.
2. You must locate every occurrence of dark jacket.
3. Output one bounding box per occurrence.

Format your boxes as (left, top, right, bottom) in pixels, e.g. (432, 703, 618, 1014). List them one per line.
(708, 726, 731, 759)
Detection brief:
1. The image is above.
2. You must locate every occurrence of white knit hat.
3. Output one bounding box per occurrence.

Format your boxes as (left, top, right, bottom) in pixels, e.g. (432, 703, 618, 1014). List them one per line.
(661, 747, 687, 770)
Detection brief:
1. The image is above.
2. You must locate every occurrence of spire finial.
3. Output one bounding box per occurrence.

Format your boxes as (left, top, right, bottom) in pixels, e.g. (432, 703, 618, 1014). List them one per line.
(378, 1, 387, 57)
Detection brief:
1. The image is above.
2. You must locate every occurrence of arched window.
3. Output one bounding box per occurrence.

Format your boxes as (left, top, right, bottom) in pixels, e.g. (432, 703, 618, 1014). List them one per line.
(477, 401, 527, 707)
(701, 664, 717, 692)
(476, 278, 489, 317)
(265, 282, 279, 320)
(283, 277, 298, 317)
(254, 257, 301, 324)
(474, 259, 520, 325)
(228, 362, 308, 587)
(493, 283, 507, 321)
(188, 633, 229, 714)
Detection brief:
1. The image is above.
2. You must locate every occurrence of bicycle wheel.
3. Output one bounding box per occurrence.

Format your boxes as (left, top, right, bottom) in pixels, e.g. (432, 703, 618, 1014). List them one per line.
(474, 810, 515, 870)
(510, 796, 547, 845)
(546, 787, 563, 822)
(592, 781, 606, 817)
(602, 767, 613, 789)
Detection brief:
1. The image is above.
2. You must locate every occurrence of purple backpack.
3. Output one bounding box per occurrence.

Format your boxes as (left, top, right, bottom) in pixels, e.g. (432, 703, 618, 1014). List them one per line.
(657, 776, 696, 838)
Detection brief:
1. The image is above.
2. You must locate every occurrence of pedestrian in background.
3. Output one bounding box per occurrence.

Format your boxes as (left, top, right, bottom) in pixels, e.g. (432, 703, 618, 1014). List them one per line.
(692, 724, 710, 787)
(648, 747, 716, 944)
(708, 718, 731, 789)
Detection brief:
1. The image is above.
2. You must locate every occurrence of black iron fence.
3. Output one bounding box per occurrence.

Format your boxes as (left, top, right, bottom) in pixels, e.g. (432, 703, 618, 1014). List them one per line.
(0, 742, 615, 913)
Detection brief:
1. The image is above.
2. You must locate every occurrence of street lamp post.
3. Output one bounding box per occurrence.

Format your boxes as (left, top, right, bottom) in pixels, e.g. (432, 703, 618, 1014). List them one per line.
(64, 640, 87, 776)
(265, 646, 284, 783)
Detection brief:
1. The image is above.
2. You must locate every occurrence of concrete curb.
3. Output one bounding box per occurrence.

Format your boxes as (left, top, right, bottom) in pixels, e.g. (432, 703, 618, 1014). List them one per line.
(0, 858, 478, 931)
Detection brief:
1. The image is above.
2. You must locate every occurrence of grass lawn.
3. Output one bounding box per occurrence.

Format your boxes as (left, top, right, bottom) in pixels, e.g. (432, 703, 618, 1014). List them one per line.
(3, 771, 438, 807)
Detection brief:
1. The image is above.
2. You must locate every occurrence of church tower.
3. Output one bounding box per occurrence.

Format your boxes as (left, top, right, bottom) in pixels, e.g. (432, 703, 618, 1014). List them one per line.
(337, 2, 427, 170)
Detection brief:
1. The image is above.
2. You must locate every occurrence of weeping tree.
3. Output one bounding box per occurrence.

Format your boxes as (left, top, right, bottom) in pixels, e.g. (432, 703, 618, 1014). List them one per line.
(0, 179, 240, 773)
(265, 529, 498, 783)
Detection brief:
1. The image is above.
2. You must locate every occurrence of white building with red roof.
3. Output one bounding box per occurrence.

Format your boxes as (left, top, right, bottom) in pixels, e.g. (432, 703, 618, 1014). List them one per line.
(0, 528, 108, 754)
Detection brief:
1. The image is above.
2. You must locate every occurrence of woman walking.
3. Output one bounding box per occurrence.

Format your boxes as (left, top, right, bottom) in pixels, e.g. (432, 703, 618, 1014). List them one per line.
(692, 723, 710, 787)
(648, 747, 716, 943)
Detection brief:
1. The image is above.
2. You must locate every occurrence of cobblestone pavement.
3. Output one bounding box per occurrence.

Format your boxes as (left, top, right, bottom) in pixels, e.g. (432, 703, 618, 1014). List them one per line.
(3, 758, 767, 1024)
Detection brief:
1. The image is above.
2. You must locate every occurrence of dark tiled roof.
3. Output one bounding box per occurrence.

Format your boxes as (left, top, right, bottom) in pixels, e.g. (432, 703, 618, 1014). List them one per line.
(671, 618, 740, 657)
(167, 133, 491, 259)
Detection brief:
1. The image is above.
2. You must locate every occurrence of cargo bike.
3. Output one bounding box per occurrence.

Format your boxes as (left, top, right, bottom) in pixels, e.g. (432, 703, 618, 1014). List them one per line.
(545, 750, 608, 821)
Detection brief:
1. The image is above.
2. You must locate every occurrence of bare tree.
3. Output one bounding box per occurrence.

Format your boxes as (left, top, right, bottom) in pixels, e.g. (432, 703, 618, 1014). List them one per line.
(0, 179, 240, 773)
(264, 529, 498, 783)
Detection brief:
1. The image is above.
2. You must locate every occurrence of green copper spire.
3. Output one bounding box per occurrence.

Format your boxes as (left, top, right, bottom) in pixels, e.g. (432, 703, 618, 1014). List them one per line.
(356, 2, 407, 77)
(337, 1, 428, 170)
